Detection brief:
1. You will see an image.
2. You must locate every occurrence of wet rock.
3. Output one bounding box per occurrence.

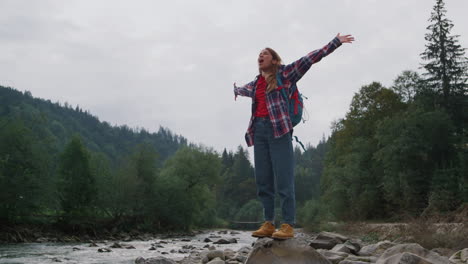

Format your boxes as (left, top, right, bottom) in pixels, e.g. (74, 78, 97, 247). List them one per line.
(204, 244, 210, 248)
(207, 257, 225, 264)
(316, 249, 348, 264)
(359, 240, 395, 256)
(449, 248, 468, 264)
(316, 231, 349, 243)
(213, 239, 231, 244)
(309, 238, 341, 250)
(72, 247, 81, 251)
(343, 255, 378, 263)
(431, 248, 456, 258)
(98, 247, 112, 253)
(110, 242, 123, 248)
(209, 246, 216, 250)
(331, 244, 351, 254)
(179, 249, 189, 254)
(376, 243, 451, 264)
(218, 230, 228, 234)
(170, 249, 177, 253)
(204, 238, 213, 243)
(88, 242, 99, 247)
(181, 238, 191, 242)
(149, 246, 157, 250)
(343, 240, 361, 254)
(245, 237, 331, 264)
(135, 256, 177, 264)
(207, 250, 225, 261)
(51, 257, 62, 262)
(230, 231, 240, 235)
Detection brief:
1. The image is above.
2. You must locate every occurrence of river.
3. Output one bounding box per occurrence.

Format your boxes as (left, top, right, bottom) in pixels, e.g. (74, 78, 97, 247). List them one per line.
(0, 230, 256, 264)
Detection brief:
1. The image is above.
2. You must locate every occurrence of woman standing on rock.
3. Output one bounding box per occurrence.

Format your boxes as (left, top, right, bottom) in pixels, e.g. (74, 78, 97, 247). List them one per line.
(233, 33, 354, 239)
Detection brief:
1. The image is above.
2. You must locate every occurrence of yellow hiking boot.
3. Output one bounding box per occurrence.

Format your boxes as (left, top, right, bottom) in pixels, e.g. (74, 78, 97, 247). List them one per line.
(272, 223, 294, 240)
(252, 221, 275, 238)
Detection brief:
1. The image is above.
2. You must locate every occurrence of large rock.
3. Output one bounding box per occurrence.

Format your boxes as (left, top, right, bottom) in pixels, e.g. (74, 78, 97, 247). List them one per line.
(310, 238, 342, 250)
(376, 252, 436, 264)
(316, 249, 348, 264)
(450, 248, 468, 264)
(245, 237, 331, 264)
(135, 256, 177, 264)
(359, 241, 396, 256)
(376, 243, 451, 264)
(316, 232, 349, 243)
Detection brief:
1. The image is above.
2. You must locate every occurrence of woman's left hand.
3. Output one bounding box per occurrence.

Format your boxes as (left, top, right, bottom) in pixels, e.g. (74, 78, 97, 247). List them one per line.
(336, 33, 355, 44)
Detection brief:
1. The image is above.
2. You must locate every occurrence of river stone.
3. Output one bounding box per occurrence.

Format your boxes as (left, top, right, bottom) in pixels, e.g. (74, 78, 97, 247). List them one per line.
(359, 240, 395, 256)
(207, 250, 225, 261)
(339, 261, 371, 264)
(135, 256, 177, 264)
(316, 232, 349, 243)
(98, 248, 112, 253)
(316, 249, 348, 264)
(331, 244, 351, 254)
(310, 238, 341, 250)
(344, 255, 378, 263)
(344, 240, 361, 254)
(207, 257, 225, 264)
(213, 238, 231, 244)
(245, 237, 331, 264)
(449, 248, 468, 264)
(204, 238, 212, 243)
(376, 243, 451, 264)
(377, 252, 435, 264)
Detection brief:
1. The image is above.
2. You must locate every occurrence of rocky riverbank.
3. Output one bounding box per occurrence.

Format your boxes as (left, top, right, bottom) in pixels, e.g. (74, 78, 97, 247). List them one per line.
(136, 231, 467, 264)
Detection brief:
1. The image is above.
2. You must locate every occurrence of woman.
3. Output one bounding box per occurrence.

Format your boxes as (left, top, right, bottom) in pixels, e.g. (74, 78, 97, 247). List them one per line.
(233, 33, 354, 239)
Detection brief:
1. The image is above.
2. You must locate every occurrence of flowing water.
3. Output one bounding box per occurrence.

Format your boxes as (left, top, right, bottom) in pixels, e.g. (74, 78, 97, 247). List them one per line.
(0, 230, 256, 264)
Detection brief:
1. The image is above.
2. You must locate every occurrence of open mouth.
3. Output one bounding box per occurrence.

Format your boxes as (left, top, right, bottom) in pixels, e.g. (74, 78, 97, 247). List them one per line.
(258, 59, 264, 64)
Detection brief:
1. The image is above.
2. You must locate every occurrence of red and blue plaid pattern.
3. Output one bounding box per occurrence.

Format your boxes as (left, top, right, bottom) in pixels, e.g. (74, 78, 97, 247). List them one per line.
(234, 37, 342, 146)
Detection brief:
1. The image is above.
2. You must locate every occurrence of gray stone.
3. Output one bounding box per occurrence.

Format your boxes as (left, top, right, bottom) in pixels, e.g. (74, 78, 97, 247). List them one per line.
(338, 261, 371, 264)
(345, 255, 378, 263)
(316, 249, 348, 264)
(316, 232, 349, 243)
(207, 257, 225, 264)
(449, 248, 468, 264)
(344, 240, 362, 254)
(214, 239, 231, 244)
(245, 237, 332, 264)
(332, 244, 352, 254)
(376, 243, 451, 264)
(134, 257, 177, 264)
(204, 238, 213, 243)
(310, 238, 341, 250)
(207, 250, 225, 261)
(377, 252, 433, 264)
(98, 248, 112, 253)
(359, 241, 396, 257)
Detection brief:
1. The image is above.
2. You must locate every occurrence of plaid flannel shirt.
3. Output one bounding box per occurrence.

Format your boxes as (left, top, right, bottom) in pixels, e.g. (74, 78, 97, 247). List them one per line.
(234, 37, 342, 147)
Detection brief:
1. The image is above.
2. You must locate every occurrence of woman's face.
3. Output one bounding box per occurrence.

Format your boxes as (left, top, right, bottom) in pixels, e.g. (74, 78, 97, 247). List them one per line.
(258, 49, 278, 71)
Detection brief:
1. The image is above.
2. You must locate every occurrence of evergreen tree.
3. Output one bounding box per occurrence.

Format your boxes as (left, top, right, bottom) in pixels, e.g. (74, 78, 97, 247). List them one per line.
(421, 0, 467, 100)
(58, 136, 95, 218)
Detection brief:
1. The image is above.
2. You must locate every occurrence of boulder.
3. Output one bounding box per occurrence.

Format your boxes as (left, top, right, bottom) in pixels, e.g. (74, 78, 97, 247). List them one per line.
(245, 237, 332, 264)
(376, 252, 435, 264)
(316, 249, 348, 264)
(206, 250, 225, 261)
(207, 257, 225, 264)
(135, 256, 177, 264)
(376, 243, 451, 264)
(316, 232, 349, 243)
(310, 238, 341, 250)
(449, 248, 468, 264)
(331, 244, 351, 254)
(359, 240, 395, 256)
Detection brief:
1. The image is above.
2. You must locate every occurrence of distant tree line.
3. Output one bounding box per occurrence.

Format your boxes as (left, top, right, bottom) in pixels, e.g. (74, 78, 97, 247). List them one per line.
(0, 0, 465, 234)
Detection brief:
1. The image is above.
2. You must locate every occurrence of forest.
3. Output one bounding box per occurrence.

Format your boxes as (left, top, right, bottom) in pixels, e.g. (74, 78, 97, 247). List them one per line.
(0, 0, 466, 234)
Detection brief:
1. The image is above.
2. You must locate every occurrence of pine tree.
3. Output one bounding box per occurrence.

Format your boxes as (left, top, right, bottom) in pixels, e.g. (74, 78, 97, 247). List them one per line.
(420, 0, 467, 103)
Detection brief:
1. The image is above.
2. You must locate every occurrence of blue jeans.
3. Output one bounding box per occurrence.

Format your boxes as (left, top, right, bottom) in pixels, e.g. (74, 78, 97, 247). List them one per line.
(253, 117, 295, 225)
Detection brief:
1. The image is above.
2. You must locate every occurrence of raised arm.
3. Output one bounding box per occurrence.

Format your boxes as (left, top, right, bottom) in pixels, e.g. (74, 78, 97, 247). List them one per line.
(233, 78, 257, 100)
(282, 34, 353, 83)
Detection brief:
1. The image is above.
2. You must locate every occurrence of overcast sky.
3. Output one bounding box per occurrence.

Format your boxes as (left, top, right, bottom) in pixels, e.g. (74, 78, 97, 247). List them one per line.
(1, 0, 467, 156)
